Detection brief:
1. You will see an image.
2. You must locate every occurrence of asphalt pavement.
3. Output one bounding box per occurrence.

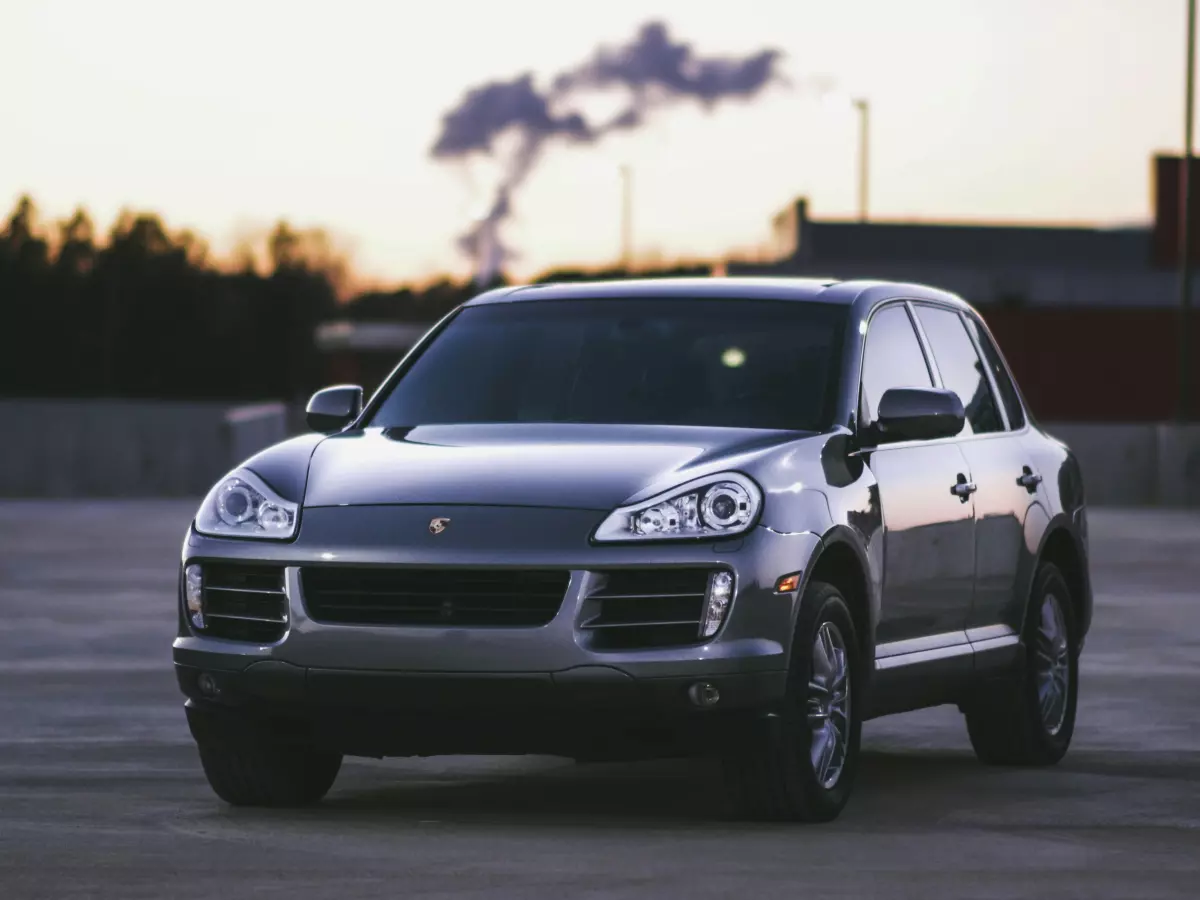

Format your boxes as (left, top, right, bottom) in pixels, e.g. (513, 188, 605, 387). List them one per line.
(0, 500, 1197, 899)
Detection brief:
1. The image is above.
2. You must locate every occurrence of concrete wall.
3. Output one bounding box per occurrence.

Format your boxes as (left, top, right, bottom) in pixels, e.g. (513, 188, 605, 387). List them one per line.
(2, 401, 1199, 505)
(1041, 424, 1157, 507)
(0, 400, 288, 498)
(1149, 424, 1200, 507)
(1040, 422, 1200, 507)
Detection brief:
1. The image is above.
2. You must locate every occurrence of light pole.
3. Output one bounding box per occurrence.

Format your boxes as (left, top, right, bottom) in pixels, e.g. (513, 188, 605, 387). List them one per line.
(1179, 0, 1196, 422)
(619, 163, 633, 271)
(853, 98, 870, 222)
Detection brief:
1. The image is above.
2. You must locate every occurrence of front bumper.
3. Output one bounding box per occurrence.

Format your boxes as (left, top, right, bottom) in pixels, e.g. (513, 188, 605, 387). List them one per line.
(177, 661, 787, 714)
(174, 505, 822, 736)
(178, 660, 790, 759)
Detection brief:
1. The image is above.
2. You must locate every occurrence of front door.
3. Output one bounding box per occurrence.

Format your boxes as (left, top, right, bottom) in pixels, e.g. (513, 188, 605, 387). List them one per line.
(858, 303, 977, 651)
(867, 441, 977, 647)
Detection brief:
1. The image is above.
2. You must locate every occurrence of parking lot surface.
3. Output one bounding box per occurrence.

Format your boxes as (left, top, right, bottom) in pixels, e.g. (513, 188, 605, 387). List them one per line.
(0, 501, 1197, 899)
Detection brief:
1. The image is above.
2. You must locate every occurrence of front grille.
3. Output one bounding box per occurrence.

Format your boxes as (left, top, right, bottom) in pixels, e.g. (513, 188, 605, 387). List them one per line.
(200, 564, 288, 643)
(301, 567, 570, 627)
(581, 569, 715, 649)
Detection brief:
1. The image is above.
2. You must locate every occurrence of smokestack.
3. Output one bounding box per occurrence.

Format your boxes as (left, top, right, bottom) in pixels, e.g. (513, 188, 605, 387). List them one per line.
(430, 21, 786, 273)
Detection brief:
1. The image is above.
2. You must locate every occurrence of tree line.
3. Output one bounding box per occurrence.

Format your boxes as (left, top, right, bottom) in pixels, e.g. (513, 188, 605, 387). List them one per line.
(0, 196, 709, 401)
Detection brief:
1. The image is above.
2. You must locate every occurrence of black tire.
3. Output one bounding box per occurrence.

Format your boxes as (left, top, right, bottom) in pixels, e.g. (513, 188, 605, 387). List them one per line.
(964, 562, 1079, 766)
(722, 580, 863, 822)
(197, 736, 343, 807)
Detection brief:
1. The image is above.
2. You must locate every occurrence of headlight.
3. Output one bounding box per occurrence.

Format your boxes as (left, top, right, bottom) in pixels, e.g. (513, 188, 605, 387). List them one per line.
(593, 473, 762, 542)
(194, 468, 298, 540)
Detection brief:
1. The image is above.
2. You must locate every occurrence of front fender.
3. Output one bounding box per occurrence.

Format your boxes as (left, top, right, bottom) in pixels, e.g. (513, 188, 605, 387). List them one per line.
(785, 524, 880, 693)
(818, 524, 880, 642)
(758, 488, 834, 536)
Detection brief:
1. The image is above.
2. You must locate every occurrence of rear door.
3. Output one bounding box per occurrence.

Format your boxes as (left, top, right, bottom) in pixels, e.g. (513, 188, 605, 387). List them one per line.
(911, 304, 1035, 663)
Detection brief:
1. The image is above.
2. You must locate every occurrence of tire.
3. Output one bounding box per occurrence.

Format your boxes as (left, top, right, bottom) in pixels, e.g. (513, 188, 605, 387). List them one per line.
(196, 735, 343, 807)
(722, 580, 863, 822)
(964, 562, 1079, 766)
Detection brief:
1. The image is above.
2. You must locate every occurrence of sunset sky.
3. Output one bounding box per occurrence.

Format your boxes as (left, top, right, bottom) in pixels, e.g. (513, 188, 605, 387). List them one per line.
(0, 0, 1192, 284)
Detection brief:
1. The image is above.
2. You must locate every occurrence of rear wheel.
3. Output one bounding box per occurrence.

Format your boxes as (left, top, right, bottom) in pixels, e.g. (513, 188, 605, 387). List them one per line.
(964, 562, 1079, 766)
(722, 580, 863, 822)
(196, 734, 342, 807)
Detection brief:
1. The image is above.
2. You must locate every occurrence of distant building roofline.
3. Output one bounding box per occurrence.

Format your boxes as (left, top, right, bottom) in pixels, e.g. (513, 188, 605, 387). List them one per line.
(814, 216, 1149, 235)
(775, 195, 1149, 234)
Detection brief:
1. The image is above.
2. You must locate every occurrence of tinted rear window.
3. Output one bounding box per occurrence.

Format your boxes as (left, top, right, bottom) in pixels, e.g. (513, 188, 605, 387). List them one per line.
(367, 298, 847, 431)
(963, 315, 1026, 429)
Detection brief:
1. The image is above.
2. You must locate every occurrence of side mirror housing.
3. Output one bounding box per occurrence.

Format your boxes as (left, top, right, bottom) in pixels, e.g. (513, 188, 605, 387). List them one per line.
(306, 385, 363, 433)
(874, 387, 965, 444)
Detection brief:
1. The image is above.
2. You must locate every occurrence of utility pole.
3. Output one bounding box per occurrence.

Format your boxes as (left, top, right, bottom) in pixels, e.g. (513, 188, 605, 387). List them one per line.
(853, 98, 870, 222)
(620, 164, 633, 271)
(1179, 0, 1196, 421)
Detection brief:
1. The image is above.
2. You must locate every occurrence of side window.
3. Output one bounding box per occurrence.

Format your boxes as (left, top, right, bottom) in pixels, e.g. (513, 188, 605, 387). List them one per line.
(860, 304, 933, 423)
(963, 315, 1025, 429)
(913, 305, 1004, 436)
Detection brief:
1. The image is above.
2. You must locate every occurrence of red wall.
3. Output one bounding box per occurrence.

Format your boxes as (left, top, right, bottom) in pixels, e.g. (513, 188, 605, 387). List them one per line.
(984, 308, 1200, 421)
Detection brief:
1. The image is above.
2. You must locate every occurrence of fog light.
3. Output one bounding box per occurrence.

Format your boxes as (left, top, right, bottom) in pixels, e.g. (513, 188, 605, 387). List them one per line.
(701, 571, 734, 638)
(184, 564, 205, 630)
(196, 671, 220, 697)
(688, 682, 721, 708)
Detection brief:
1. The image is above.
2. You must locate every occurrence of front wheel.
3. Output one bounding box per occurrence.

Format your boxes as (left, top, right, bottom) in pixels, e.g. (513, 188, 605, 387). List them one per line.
(197, 734, 343, 807)
(721, 580, 863, 822)
(964, 562, 1079, 766)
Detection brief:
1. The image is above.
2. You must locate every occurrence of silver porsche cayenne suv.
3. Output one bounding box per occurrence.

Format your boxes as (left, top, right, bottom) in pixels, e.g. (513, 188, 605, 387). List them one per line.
(175, 277, 1090, 822)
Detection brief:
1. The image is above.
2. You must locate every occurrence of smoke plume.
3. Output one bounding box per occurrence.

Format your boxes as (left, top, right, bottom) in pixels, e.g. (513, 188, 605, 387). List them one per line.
(430, 22, 786, 282)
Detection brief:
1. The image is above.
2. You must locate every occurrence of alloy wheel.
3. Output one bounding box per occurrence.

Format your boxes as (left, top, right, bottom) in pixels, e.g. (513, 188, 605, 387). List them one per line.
(1035, 593, 1071, 735)
(806, 621, 851, 789)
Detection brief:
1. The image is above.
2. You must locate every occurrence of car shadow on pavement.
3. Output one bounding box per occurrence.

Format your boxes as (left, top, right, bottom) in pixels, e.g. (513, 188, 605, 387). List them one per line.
(296, 748, 989, 826)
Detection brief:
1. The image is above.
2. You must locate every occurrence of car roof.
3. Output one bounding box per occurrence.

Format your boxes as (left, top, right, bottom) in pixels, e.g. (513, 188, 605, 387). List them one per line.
(463, 276, 972, 313)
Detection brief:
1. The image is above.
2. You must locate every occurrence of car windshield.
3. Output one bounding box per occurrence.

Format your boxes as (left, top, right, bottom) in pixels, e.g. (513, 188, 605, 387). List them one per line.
(366, 297, 847, 431)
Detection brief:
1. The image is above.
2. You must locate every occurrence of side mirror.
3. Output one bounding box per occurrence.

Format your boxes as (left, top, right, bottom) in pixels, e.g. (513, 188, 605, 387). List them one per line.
(874, 387, 965, 443)
(306, 385, 363, 433)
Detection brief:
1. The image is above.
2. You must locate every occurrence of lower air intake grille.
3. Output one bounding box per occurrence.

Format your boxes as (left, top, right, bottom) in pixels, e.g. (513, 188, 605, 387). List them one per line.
(200, 565, 288, 643)
(301, 568, 570, 627)
(581, 569, 715, 649)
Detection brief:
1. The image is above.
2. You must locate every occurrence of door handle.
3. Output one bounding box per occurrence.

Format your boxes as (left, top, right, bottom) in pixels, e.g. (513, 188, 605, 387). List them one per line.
(951, 474, 977, 501)
(1017, 466, 1043, 492)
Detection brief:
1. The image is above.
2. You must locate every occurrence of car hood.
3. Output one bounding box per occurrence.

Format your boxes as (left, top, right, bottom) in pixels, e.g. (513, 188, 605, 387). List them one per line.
(297, 423, 809, 510)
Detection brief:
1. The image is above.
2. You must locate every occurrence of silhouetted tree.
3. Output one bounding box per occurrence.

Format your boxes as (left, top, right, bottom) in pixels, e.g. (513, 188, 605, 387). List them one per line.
(0, 196, 53, 393)
(0, 195, 721, 402)
(0, 198, 342, 401)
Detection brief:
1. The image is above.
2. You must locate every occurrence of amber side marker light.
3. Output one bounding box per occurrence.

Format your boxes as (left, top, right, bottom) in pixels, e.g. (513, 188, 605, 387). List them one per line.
(775, 573, 801, 593)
